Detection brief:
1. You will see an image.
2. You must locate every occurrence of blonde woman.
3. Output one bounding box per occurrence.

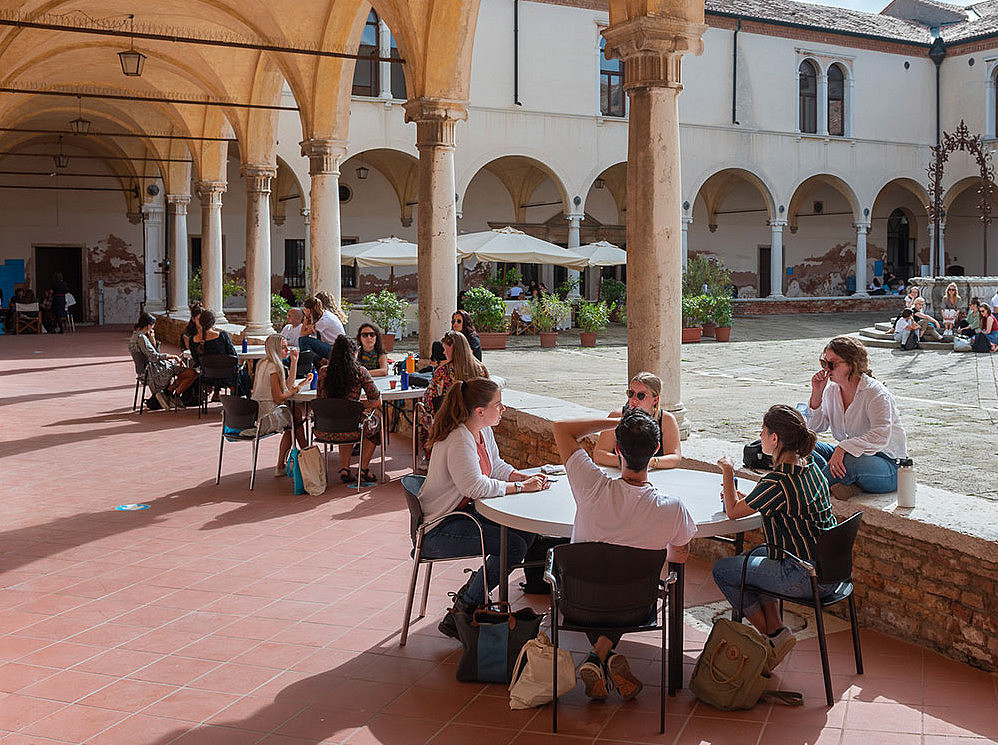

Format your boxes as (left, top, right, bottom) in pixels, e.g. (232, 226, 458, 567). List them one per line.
(593, 372, 681, 470)
(940, 283, 961, 336)
(251, 334, 313, 475)
(419, 331, 488, 455)
(315, 290, 349, 325)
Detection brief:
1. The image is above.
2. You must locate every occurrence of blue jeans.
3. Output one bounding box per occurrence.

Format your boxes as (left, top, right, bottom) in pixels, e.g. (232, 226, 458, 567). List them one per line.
(298, 335, 332, 361)
(713, 547, 833, 618)
(420, 505, 533, 607)
(811, 441, 898, 493)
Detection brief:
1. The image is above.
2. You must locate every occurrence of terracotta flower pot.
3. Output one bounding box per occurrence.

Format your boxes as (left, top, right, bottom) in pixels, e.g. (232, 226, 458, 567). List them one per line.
(714, 326, 732, 342)
(478, 332, 508, 350)
(682, 327, 702, 343)
(382, 333, 395, 352)
(580, 332, 597, 347)
(702, 322, 717, 338)
(539, 332, 558, 348)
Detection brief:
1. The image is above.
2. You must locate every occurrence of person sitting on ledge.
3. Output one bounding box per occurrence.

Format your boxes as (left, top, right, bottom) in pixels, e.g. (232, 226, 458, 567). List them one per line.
(893, 308, 919, 349)
(279, 307, 304, 345)
(911, 297, 943, 342)
(957, 297, 981, 338)
(593, 372, 681, 471)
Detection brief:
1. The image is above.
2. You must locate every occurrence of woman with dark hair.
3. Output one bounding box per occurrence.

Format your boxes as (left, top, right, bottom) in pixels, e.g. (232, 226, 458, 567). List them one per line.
(50, 272, 69, 333)
(419, 331, 488, 455)
(189, 309, 236, 366)
(806, 336, 908, 496)
(298, 295, 346, 359)
(713, 404, 836, 671)
(450, 310, 482, 361)
(978, 303, 998, 352)
(316, 335, 382, 483)
(527, 279, 541, 301)
(181, 302, 203, 352)
(417, 377, 549, 638)
(355, 323, 388, 376)
(128, 312, 188, 409)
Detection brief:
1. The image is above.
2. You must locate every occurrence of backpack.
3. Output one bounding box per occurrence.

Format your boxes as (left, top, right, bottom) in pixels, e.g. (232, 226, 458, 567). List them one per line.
(901, 331, 920, 351)
(742, 440, 773, 470)
(972, 332, 992, 353)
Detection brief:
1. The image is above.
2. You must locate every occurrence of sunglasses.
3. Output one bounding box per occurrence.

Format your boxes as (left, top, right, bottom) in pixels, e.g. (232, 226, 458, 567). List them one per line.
(819, 357, 840, 370)
(360, 331, 377, 338)
(626, 389, 650, 401)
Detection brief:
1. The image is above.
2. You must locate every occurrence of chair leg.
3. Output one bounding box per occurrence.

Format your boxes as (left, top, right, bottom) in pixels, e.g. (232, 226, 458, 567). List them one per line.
(661, 603, 668, 734)
(551, 598, 559, 733)
(400, 544, 423, 647)
(133, 379, 140, 411)
(380, 417, 387, 483)
(419, 561, 433, 617)
(848, 593, 863, 674)
(216, 432, 225, 485)
(139, 378, 147, 415)
(250, 436, 260, 491)
(811, 582, 834, 706)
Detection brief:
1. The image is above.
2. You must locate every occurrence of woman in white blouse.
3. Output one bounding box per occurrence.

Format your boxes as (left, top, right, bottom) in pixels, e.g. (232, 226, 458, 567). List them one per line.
(806, 336, 908, 497)
(417, 377, 550, 639)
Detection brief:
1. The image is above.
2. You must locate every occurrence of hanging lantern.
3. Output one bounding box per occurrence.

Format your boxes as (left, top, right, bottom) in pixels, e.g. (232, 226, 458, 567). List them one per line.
(118, 15, 147, 77)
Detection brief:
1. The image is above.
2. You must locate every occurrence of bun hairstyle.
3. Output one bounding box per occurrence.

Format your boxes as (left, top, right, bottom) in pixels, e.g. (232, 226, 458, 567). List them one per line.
(824, 335, 873, 380)
(428, 377, 498, 447)
(763, 404, 817, 460)
(134, 311, 155, 330)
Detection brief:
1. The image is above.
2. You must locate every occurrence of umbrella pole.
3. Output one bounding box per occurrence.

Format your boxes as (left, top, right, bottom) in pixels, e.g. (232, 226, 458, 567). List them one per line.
(389, 266, 395, 292)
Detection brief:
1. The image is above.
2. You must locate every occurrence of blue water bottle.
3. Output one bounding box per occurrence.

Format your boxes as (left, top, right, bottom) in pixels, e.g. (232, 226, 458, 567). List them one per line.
(721, 477, 737, 513)
(310, 363, 317, 390)
(400, 367, 409, 391)
(241, 337, 248, 353)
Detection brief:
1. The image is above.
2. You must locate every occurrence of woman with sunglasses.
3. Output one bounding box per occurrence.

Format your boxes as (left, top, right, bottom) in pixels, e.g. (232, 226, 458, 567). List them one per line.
(593, 372, 681, 470)
(355, 323, 388, 376)
(806, 336, 907, 497)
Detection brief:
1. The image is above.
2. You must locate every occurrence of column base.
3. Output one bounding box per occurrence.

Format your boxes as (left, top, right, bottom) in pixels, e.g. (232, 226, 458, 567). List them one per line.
(768, 292, 785, 299)
(144, 301, 167, 313)
(243, 322, 275, 337)
(853, 291, 869, 298)
(667, 401, 691, 441)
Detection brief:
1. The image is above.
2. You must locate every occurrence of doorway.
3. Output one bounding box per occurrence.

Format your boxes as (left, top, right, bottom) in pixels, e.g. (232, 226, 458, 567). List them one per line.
(887, 209, 913, 280)
(758, 245, 771, 297)
(34, 246, 85, 321)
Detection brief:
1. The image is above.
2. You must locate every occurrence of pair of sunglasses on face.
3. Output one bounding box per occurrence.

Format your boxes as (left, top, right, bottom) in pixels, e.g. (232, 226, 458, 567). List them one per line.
(626, 389, 651, 401)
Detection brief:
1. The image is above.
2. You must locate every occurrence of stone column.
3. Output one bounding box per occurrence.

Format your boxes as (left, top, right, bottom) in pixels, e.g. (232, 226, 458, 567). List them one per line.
(854, 223, 870, 297)
(166, 194, 190, 313)
(243, 165, 277, 337)
(604, 16, 706, 437)
(681, 216, 692, 270)
(301, 139, 346, 301)
(770, 219, 786, 298)
(566, 212, 583, 298)
(142, 203, 166, 311)
(196, 180, 227, 321)
(404, 98, 467, 358)
(378, 18, 393, 99)
(818, 71, 829, 137)
(301, 207, 311, 273)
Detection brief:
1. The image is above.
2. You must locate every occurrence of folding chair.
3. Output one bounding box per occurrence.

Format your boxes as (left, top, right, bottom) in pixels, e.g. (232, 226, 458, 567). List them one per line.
(64, 293, 76, 333)
(311, 397, 386, 487)
(545, 542, 677, 734)
(736, 511, 864, 706)
(398, 475, 488, 646)
(216, 395, 281, 490)
(130, 350, 149, 414)
(14, 303, 42, 334)
(198, 353, 240, 418)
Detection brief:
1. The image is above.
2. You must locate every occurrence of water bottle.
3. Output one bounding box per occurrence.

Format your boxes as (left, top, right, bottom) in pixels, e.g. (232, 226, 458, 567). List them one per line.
(720, 477, 737, 514)
(310, 364, 317, 390)
(896, 459, 915, 508)
(400, 367, 409, 390)
(241, 337, 248, 353)
(406, 353, 415, 374)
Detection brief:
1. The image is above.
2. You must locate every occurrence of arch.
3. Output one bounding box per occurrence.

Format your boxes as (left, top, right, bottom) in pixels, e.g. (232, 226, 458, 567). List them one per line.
(871, 177, 931, 215)
(786, 173, 862, 231)
(582, 161, 627, 225)
(271, 156, 306, 224)
(827, 62, 847, 137)
(344, 148, 419, 226)
(687, 167, 777, 226)
(943, 176, 992, 215)
(457, 153, 572, 216)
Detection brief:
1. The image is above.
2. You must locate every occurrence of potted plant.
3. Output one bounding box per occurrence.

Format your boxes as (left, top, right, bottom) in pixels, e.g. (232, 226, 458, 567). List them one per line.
(530, 293, 571, 347)
(362, 289, 407, 351)
(576, 300, 613, 347)
(600, 277, 627, 319)
(713, 294, 733, 342)
(463, 286, 509, 349)
(701, 295, 717, 338)
(270, 293, 290, 331)
(681, 295, 709, 343)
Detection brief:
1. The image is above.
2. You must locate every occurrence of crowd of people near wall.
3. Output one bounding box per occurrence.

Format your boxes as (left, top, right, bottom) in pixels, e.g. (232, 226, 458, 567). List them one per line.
(892, 284, 998, 352)
(3, 274, 71, 334)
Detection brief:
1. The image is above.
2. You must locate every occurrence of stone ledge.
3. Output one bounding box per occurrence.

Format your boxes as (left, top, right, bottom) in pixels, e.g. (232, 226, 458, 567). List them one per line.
(734, 296, 903, 316)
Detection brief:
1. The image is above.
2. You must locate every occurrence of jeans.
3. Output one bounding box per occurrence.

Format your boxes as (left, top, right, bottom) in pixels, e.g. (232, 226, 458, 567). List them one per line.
(713, 547, 834, 618)
(298, 335, 332, 360)
(811, 441, 898, 493)
(420, 505, 534, 607)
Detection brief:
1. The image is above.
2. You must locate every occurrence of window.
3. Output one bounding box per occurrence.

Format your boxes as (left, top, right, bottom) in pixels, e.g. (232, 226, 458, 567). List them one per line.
(828, 64, 845, 136)
(352, 11, 379, 96)
(341, 237, 358, 288)
(189, 236, 201, 278)
(389, 33, 406, 100)
(600, 37, 625, 118)
(799, 60, 818, 134)
(284, 239, 306, 288)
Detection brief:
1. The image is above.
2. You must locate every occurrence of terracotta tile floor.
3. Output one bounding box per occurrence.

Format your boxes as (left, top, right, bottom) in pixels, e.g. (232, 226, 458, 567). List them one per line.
(1, 329, 996, 745)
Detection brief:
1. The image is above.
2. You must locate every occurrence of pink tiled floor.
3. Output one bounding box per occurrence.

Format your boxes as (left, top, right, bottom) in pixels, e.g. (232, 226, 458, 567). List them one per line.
(1, 329, 996, 745)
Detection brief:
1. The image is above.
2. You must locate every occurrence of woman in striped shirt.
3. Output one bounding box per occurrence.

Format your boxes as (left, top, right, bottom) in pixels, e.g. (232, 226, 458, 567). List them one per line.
(713, 404, 837, 670)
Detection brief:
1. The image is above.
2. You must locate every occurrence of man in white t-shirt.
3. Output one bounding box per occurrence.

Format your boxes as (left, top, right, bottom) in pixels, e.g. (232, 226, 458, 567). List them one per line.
(990, 289, 998, 313)
(507, 283, 523, 299)
(279, 308, 303, 345)
(553, 409, 696, 702)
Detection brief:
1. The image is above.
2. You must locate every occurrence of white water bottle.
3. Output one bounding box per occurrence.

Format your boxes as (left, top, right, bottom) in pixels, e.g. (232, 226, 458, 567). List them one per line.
(896, 459, 916, 508)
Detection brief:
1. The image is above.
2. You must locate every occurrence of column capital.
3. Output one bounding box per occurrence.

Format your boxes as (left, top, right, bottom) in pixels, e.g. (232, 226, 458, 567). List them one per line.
(166, 193, 191, 212)
(300, 139, 347, 176)
(196, 180, 226, 206)
(141, 202, 165, 217)
(272, 214, 286, 226)
(602, 16, 707, 90)
(854, 222, 871, 233)
(681, 215, 693, 226)
(403, 98, 468, 148)
(769, 219, 788, 229)
(565, 212, 585, 223)
(241, 164, 277, 195)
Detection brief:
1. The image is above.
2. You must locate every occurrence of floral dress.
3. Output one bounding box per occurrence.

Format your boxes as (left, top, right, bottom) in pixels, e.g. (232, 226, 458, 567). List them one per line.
(314, 365, 382, 444)
(418, 362, 457, 453)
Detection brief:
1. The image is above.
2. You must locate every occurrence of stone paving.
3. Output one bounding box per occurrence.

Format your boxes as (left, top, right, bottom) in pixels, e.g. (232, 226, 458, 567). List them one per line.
(397, 312, 998, 502)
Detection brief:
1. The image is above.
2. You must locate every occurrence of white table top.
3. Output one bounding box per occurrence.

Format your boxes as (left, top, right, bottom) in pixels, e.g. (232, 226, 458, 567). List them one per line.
(291, 375, 425, 403)
(237, 345, 267, 360)
(475, 466, 762, 540)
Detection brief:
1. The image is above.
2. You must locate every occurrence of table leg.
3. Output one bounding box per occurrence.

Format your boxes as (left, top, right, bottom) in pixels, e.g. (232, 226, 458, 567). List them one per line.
(668, 561, 685, 695)
(734, 532, 744, 555)
(498, 525, 509, 603)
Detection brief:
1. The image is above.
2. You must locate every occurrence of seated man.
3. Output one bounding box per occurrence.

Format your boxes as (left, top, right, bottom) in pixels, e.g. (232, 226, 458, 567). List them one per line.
(893, 308, 919, 349)
(911, 297, 943, 341)
(280, 307, 304, 345)
(553, 409, 696, 702)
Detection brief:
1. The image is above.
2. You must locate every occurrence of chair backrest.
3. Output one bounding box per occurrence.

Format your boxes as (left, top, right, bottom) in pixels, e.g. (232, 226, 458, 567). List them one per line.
(296, 349, 316, 375)
(311, 397, 365, 435)
(220, 394, 259, 431)
(814, 511, 863, 585)
(201, 353, 239, 381)
(551, 542, 668, 628)
(65, 292, 76, 308)
(15, 302, 40, 312)
(129, 348, 147, 376)
(400, 475, 427, 543)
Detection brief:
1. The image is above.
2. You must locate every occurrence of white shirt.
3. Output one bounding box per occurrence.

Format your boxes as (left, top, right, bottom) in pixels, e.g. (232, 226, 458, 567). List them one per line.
(566, 450, 696, 551)
(250, 358, 282, 417)
(280, 323, 302, 344)
(418, 425, 515, 524)
(508, 286, 523, 299)
(989, 293, 998, 312)
(314, 310, 345, 344)
(807, 374, 907, 459)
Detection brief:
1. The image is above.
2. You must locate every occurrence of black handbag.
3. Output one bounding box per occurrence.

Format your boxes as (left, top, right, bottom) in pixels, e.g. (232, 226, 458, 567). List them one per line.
(453, 602, 543, 683)
(742, 439, 773, 470)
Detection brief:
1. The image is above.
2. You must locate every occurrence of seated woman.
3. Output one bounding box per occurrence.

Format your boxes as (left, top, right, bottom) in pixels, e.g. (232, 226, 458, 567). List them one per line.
(713, 404, 836, 671)
(958, 297, 981, 337)
(417, 377, 549, 638)
(419, 331, 489, 456)
(250, 335, 311, 475)
(181, 302, 203, 352)
(428, 310, 484, 368)
(355, 323, 389, 376)
(316, 335, 383, 484)
(128, 312, 191, 410)
(189, 308, 237, 402)
(806, 336, 908, 497)
(593, 372, 681, 470)
(893, 308, 919, 349)
(298, 295, 346, 360)
(940, 283, 961, 336)
(978, 303, 998, 352)
(903, 285, 921, 310)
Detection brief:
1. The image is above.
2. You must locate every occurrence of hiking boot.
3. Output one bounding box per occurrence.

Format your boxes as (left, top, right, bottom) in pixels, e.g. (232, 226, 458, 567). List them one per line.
(437, 594, 474, 640)
(155, 392, 171, 410)
(607, 652, 643, 701)
(830, 483, 861, 500)
(766, 627, 797, 672)
(579, 654, 608, 700)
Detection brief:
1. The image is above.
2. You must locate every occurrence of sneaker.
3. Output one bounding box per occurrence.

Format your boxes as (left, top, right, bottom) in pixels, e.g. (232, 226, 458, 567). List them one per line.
(579, 655, 608, 700)
(170, 393, 186, 410)
(606, 652, 643, 701)
(155, 392, 171, 410)
(766, 627, 796, 672)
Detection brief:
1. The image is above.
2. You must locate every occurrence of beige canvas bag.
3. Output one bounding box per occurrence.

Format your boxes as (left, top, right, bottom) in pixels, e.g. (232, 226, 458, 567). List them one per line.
(508, 631, 577, 709)
(298, 445, 326, 496)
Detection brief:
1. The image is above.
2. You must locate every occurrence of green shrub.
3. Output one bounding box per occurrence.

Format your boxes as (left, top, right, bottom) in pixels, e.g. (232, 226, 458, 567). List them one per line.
(462, 286, 508, 332)
(528, 293, 572, 333)
(712, 294, 733, 327)
(681, 295, 712, 327)
(186, 270, 245, 303)
(576, 300, 613, 334)
(271, 294, 290, 330)
(682, 255, 731, 298)
(555, 275, 579, 300)
(362, 289, 407, 334)
(600, 277, 627, 306)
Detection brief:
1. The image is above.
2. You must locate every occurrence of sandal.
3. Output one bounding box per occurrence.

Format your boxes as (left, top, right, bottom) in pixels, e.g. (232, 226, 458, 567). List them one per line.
(360, 468, 378, 484)
(339, 467, 353, 484)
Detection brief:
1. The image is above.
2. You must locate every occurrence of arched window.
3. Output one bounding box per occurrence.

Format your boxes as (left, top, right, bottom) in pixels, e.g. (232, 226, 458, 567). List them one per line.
(600, 37, 625, 117)
(828, 64, 845, 136)
(799, 60, 818, 134)
(993, 69, 998, 137)
(352, 11, 379, 97)
(389, 31, 406, 99)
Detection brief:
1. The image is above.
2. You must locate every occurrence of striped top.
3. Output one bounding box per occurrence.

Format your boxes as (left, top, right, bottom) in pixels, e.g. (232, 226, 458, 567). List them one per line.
(744, 460, 836, 562)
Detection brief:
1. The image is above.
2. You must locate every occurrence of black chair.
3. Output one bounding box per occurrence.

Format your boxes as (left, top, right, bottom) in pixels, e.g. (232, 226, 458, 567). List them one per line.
(736, 511, 864, 706)
(398, 475, 488, 646)
(198, 353, 239, 418)
(216, 395, 281, 490)
(545, 543, 677, 734)
(129, 350, 149, 414)
(412, 395, 444, 468)
(311, 398, 385, 487)
(296, 349, 316, 377)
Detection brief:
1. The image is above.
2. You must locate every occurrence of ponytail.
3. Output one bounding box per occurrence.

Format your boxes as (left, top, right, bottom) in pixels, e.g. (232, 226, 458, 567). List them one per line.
(762, 404, 817, 460)
(427, 377, 498, 447)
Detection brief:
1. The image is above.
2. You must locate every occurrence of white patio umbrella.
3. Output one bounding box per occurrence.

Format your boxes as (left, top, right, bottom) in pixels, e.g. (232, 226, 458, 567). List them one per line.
(456, 226, 588, 268)
(573, 240, 627, 267)
(340, 236, 419, 268)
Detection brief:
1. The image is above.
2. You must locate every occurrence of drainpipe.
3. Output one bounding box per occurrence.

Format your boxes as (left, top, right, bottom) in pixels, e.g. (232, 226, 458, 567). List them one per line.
(732, 18, 741, 125)
(513, 0, 521, 106)
(928, 36, 946, 276)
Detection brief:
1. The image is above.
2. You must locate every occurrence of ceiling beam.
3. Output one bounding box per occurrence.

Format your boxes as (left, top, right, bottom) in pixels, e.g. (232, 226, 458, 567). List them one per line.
(0, 127, 235, 142)
(0, 86, 298, 112)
